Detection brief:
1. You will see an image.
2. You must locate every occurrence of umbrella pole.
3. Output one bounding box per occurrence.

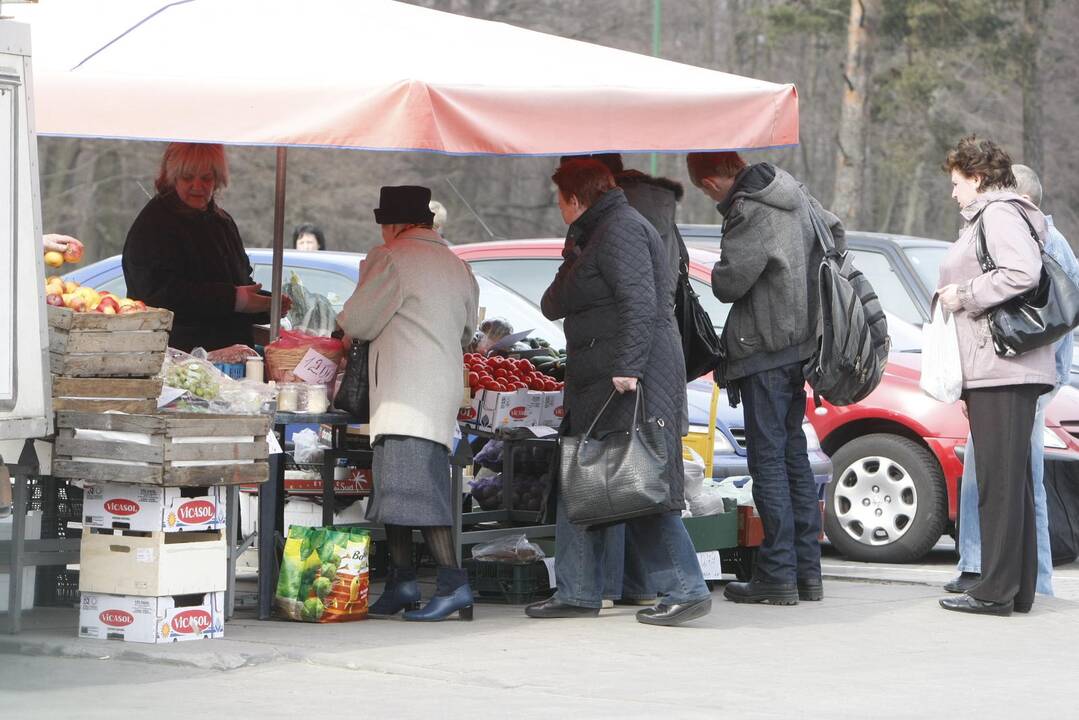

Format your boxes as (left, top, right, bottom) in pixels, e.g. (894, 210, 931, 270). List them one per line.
(269, 146, 287, 341)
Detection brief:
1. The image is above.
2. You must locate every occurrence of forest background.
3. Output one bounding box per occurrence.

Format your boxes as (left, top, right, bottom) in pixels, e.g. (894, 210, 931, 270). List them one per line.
(39, 0, 1079, 261)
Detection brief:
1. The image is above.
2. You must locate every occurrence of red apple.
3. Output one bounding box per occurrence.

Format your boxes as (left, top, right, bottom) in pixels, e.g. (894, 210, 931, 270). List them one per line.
(62, 238, 84, 264)
(45, 293, 64, 307)
(97, 296, 120, 315)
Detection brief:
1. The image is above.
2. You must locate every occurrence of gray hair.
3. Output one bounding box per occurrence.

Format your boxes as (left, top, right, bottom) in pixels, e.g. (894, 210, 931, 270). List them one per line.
(429, 200, 447, 231)
(1011, 164, 1043, 207)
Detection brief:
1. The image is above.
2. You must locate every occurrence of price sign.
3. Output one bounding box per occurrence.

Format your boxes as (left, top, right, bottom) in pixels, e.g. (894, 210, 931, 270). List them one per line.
(292, 347, 338, 385)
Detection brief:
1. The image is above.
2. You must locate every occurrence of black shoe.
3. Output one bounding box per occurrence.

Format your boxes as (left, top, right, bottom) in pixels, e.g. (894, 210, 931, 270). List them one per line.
(939, 594, 1013, 617)
(724, 580, 798, 605)
(943, 572, 980, 594)
(636, 597, 712, 626)
(1014, 601, 1033, 614)
(797, 577, 823, 602)
(524, 598, 600, 619)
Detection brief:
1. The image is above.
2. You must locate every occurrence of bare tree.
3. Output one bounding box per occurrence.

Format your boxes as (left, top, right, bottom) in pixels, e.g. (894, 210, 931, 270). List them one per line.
(832, 0, 878, 229)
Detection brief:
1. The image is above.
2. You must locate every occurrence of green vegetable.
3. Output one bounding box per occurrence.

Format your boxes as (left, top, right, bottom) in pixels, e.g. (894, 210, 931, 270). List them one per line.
(164, 360, 220, 400)
(317, 539, 339, 564)
(301, 597, 325, 621)
(320, 562, 337, 582)
(313, 576, 333, 600)
(286, 272, 338, 336)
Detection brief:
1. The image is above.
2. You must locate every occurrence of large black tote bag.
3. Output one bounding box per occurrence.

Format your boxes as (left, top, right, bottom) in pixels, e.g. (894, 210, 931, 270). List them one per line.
(333, 340, 370, 422)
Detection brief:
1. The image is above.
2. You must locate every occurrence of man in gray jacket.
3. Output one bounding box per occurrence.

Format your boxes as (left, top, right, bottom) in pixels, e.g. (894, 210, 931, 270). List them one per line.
(687, 151, 844, 605)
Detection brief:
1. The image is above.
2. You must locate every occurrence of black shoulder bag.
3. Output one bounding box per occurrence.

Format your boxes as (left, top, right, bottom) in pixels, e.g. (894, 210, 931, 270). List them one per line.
(673, 232, 725, 380)
(974, 201, 1079, 358)
(333, 339, 370, 422)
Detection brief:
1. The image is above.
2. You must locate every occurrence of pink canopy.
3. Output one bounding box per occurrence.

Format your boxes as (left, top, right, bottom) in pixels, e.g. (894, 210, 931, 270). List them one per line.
(13, 0, 798, 155)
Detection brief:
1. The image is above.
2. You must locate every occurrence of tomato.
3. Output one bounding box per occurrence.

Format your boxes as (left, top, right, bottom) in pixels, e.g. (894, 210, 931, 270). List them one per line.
(468, 371, 479, 386)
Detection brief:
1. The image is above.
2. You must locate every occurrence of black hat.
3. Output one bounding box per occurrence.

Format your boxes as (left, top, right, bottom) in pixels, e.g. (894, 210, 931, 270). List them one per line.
(373, 185, 435, 225)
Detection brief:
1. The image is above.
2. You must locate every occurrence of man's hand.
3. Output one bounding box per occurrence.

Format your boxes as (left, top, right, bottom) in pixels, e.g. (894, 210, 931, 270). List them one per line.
(938, 284, 963, 313)
(612, 376, 638, 393)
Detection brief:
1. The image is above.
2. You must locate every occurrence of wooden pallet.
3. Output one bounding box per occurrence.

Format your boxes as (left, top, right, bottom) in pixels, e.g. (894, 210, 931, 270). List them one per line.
(52, 411, 272, 487)
(51, 376, 163, 413)
(47, 305, 173, 378)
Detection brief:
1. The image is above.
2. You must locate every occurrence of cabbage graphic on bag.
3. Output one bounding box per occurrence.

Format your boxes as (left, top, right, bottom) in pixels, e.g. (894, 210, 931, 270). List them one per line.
(274, 526, 370, 622)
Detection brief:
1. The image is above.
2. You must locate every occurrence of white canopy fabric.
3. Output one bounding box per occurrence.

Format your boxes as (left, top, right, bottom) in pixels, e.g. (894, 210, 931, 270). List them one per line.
(11, 0, 799, 155)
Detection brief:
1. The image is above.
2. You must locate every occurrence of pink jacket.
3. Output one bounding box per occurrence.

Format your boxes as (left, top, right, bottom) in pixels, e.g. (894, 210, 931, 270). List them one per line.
(938, 190, 1056, 390)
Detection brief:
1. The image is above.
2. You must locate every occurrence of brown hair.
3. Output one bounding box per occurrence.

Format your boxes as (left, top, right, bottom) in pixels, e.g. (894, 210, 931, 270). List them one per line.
(942, 136, 1015, 191)
(686, 152, 747, 185)
(552, 159, 616, 207)
(155, 143, 229, 194)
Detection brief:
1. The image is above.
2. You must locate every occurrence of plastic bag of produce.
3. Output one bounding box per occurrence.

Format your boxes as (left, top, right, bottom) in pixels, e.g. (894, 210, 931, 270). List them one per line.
(468, 317, 514, 354)
(469, 471, 503, 510)
(265, 329, 345, 383)
(284, 271, 338, 337)
(275, 525, 371, 622)
(292, 428, 324, 464)
(471, 533, 545, 562)
(159, 348, 276, 415)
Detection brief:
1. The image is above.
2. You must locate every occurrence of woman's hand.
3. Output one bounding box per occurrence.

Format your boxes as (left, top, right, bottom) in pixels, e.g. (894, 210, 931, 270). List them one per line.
(235, 284, 270, 313)
(938, 284, 963, 313)
(612, 376, 638, 393)
(43, 233, 75, 253)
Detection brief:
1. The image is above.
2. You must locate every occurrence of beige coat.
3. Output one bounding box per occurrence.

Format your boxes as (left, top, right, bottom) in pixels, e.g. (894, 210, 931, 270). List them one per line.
(339, 228, 478, 449)
(938, 190, 1055, 390)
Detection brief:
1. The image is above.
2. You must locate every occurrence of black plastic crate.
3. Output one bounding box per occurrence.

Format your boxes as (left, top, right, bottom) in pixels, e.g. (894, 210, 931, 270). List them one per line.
(464, 558, 551, 604)
(34, 567, 81, 608)
(29, 478, 83, 540)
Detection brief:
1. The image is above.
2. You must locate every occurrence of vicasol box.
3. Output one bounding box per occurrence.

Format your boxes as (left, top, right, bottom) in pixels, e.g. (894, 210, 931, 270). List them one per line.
(82, 482, 226, 533)
(79, 591, 225, 643)
(79, 528, 227, 596)
(539, 391, 565, 427)
(473, 389, 542, 429)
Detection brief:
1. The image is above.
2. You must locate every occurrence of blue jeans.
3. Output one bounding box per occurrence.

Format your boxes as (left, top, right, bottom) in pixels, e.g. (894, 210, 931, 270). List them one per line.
(738, 363, 821, 584)
(601, 530, 655, 601)
(554, 493, 709, 608)
(957, 393, 1055, 596)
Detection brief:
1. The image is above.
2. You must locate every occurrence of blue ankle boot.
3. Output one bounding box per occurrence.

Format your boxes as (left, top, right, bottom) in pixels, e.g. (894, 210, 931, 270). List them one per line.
(368, 567, 421, 618)
(403, 568, 474, 622)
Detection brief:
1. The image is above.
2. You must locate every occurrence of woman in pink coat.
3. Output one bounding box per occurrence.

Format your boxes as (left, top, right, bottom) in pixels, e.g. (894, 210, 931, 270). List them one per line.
(936, 137, 1055, 617)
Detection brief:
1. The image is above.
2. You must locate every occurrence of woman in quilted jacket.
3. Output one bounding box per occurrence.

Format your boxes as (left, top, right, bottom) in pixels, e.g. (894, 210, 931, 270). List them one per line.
(936, 136, 1055, 617)
(524, 158, 711, 627)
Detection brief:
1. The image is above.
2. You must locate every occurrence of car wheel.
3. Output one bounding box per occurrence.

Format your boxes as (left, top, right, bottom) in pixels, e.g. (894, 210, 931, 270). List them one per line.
(824, 433, 947, 563)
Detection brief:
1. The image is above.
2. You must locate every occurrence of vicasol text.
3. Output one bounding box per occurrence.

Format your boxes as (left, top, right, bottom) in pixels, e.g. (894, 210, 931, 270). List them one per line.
(103, 499, 140, 516)
(99, 610, 134, 627)
(176, 499, 216, 524)
(171, 609, 213, 634)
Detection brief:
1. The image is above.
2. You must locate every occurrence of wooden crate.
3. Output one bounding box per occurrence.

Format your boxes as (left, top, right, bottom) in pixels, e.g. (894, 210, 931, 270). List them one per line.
(51, 376, 163, 413)
(47, 305, 173, 377)
(52, 411, 272, 487)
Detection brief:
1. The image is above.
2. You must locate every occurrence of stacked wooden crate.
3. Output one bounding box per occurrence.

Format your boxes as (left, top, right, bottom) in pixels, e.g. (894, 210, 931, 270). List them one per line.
(52, 410, 271, 643)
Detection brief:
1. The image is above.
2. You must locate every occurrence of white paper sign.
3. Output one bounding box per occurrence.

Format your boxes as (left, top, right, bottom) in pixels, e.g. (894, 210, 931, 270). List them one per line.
(267, 431, 283, 455)
(292, 347, 338, 384)
(542, 557, 557, 589)
(696, 551, 723, 580)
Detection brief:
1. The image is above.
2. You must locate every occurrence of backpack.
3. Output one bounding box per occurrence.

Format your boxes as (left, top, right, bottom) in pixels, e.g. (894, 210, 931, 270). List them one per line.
(802, 197, 889, 406)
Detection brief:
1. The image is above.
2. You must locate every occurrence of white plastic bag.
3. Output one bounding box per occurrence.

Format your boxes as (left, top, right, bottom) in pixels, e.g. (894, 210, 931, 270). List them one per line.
(920, 304, 963, 404)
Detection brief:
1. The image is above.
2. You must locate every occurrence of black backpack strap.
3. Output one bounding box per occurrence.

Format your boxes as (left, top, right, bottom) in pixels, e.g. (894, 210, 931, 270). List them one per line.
(800, 188, 842, 260)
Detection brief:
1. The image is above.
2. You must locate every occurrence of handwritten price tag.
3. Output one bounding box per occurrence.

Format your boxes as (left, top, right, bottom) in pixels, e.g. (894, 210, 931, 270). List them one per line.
(292, 347, 338, 384)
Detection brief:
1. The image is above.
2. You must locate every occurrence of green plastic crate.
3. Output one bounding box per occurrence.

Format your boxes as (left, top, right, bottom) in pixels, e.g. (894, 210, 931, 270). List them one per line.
(682, 511, 739, 551)
(464, 558, 551, 604)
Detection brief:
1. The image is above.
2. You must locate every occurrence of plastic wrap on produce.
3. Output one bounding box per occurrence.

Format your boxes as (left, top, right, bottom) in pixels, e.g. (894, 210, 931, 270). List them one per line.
(159, 348, 276, 415)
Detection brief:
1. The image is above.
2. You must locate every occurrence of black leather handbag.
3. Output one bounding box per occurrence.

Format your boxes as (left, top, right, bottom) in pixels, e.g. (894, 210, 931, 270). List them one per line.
(558, 384, 670, 526)
(974, 201, 1079, 358)
(333, 340, 370, 422)
(674, 248, 725, 380)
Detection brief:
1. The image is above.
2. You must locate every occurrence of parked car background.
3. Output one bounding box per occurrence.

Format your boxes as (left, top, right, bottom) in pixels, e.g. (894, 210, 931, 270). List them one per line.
(681, 223, 1079, 562)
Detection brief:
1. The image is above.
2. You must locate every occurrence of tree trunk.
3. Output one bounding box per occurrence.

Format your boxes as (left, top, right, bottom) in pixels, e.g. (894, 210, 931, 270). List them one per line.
(1021, 0, 1047, 174)
(832, 0, 879, 228)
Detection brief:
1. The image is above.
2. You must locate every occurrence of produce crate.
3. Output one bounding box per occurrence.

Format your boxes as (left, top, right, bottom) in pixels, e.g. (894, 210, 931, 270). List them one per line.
(47, 305, 172, 378)
(52, 411, 271, 486)
(51, 376, 163, 413)
(682, 511, 739, 552)
(464, 558, 551, 604)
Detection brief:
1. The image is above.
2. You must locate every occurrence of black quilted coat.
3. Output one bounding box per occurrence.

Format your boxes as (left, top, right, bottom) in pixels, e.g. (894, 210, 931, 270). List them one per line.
(542, 189, 688, 510)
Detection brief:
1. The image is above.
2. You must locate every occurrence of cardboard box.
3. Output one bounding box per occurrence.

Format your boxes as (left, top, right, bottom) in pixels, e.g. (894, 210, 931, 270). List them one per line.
(82, 482, 226, 533)
(538, 391, 565, 428)
(79, 528, 226, 596)
(470, 389, 542, 429)
(79, 591, 224, 643)
(457, 390, 482, 424)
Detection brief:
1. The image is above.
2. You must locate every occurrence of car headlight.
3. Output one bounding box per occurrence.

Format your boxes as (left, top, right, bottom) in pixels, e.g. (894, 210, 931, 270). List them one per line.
(1043, 427, 1068, 450)
(802, 422, 821, 451)
(690, 425, 737, 455)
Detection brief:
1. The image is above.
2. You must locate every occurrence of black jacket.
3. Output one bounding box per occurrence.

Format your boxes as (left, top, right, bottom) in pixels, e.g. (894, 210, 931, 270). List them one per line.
(711, 163, 845, 380)
(122, 192, 266, 352)
(616, 170, 686, 293)
(542, 188, 688, 509)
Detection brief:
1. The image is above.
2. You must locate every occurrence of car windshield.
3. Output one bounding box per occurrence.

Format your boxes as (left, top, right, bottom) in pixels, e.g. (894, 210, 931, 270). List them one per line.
(904, 246, 949, 294)
(475, 275, 567, 349)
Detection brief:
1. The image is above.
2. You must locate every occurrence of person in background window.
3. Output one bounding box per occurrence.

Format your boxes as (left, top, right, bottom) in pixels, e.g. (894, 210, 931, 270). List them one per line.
(293, 223, 325, 252)
(122, 142, 288, 352)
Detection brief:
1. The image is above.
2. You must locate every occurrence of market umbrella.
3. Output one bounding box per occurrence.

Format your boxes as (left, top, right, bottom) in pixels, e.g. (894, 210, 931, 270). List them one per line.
(10, 0, 800, 332)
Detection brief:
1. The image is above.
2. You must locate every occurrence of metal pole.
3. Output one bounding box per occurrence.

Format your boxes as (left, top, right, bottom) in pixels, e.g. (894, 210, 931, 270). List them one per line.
(650, 0, 662, 176)
(269, 147, 287, 341)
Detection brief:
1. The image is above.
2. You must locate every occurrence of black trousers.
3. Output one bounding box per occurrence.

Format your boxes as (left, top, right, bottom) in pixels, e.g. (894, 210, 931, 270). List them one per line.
(966, 384, 1045, 607)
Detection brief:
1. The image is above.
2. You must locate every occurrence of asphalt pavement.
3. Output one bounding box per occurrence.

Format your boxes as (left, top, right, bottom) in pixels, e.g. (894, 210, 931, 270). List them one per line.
(2, 550, 1078, 719)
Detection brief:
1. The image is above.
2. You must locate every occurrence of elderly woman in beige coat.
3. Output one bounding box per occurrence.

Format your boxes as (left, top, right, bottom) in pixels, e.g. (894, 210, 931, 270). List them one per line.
(338, 185, 479, 622)
(936, 137, 1055, 617)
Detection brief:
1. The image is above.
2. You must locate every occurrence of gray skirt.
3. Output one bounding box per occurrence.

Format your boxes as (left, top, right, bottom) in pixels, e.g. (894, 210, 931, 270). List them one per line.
(366, 434, 452, 527)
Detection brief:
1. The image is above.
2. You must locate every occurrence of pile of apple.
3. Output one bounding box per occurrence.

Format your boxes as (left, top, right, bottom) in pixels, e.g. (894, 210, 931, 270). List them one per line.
(464, 353, 564, 396)
(43, 238, 84, 268)
(45, 277, 148, 314)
